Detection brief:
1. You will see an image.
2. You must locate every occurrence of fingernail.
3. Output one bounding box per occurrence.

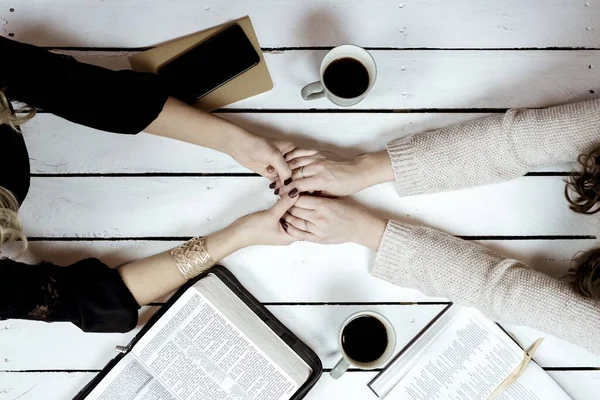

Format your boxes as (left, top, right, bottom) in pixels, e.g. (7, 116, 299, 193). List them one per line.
(269, 182, 277, 189)
(266, 166, 275, 173)
(280, 220, 288, 231)
(274, 189, 280, 195)
(289, 188, 299, 198)
(284, 178, 292, 185)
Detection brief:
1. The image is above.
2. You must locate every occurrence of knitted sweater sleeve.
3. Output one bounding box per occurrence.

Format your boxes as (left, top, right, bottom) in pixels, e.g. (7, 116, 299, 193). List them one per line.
(387, 99, 600, 196)
(371, 220, 600, 355)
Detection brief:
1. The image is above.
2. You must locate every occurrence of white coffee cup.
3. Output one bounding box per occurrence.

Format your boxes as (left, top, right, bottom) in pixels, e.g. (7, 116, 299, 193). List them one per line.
(301, 45, 377, 107)
(330, 311, 396, 380)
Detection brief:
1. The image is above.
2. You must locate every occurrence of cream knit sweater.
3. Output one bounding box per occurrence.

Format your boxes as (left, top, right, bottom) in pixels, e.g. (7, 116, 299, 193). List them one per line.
(373, 99, 600, 355)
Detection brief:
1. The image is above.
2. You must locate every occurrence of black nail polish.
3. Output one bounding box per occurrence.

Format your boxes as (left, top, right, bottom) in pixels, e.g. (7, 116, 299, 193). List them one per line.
(289, 188, 299, 198)
(284, 178, 292, 185)
(274, 189, 280, 195)
(269, 182, 277, 189)
(280, 220, 288, 231)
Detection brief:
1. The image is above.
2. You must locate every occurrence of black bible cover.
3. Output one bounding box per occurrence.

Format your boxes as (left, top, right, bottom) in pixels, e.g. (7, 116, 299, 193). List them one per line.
(74, 266, 322, 400)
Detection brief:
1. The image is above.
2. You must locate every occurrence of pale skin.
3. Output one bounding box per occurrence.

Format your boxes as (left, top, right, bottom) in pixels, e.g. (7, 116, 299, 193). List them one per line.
(281, 196, 387, 251)
(146, 97, 295, 185)
(269, 148, 395, 250)
(119, 191, 300, 306)
(118, 96, 307, 306)
(271, 149, 394, 197)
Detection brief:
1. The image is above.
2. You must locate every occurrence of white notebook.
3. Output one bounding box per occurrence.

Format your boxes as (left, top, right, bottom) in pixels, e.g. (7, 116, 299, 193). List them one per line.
(369, 306, 572, 400)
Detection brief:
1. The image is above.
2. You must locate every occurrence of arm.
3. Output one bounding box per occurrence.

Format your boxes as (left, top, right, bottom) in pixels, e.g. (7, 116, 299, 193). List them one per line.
(276, 99, 600, 197)
(373, 221, 600, 355)
(119, 192, 298, 306)
(282, 196, 600, 355)
(386, 100, 600, 196)
(1, 193, 299, 332)
(0, 36, 168, 134)
(0, 37, 293, 181)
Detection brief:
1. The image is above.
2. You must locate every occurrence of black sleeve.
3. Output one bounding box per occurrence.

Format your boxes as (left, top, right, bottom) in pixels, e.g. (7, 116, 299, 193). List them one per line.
(0, 37, 169, 134)
(0, 257, 140, 333)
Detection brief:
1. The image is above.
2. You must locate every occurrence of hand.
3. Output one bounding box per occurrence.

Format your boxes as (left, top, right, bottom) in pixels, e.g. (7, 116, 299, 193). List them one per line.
(222, 189, 302, 250)
(229, 134, 296, 184)
(272, 149, 394, 197)
(280, 196, 387, 250)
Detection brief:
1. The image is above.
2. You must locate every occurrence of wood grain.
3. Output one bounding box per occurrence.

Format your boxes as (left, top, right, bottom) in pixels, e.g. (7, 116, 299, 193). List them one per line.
(56, 49, 600, 110)
(25, 113, 495, 174)
(2, 0, 599, 48)
(2, 304, 598, 372)
(3, 1, 600, 393)
(9, 238, 597, 304)
(19, 176, 597, 238)
(0, 305, 446, 371)
(2, 371, 598, 400)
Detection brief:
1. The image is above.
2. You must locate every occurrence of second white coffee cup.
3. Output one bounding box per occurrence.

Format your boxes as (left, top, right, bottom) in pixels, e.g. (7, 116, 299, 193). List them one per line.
(330, 311, 396, 380)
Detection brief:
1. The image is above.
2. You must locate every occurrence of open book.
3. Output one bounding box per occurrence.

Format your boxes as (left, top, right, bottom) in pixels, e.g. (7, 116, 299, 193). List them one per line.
(369, 306, 571, 400)
(76, 268, 320, 400)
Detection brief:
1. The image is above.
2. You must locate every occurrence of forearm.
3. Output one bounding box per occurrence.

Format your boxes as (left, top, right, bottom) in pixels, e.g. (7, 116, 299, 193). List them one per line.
(352, 210, 388, 251)
(372, 220, 600, 354)
(145, 97, 249, 155)
(387, 99, 600, 196)
(0, 37, 168, 134)
(352, 150, 395, 189)
(118, 224, 246, 306)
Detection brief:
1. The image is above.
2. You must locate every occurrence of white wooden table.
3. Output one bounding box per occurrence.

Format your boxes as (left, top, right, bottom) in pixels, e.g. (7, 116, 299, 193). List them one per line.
(1, 1, 600, 398)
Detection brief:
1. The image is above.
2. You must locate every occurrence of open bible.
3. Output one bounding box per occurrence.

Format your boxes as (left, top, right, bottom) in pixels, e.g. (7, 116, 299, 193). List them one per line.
(368, 306, 572, 400)
(75, 267, 321, 400)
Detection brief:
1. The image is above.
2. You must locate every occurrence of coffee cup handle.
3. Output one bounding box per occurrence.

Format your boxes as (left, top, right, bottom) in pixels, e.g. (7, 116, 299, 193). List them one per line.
(301, 81, 325, 101)
(329, 357, 351, 379)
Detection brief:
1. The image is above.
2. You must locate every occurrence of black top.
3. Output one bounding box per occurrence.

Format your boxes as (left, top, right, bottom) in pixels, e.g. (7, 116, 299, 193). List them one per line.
(0, 37, 169, 332)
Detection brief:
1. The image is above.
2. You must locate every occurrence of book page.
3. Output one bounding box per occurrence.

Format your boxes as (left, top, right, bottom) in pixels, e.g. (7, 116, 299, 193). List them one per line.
(195, 274, 311, 386)
(130, 277, 302, 400)
(387, 309, 571, 400)
(497, 364, 572, 400)
(83, 354, 176, 400)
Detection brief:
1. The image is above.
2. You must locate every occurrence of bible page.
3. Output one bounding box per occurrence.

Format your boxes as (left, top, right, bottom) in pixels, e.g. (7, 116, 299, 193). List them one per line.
(386, 308, 571, 400)
(195, 274, 311, 386)
(129, 276, 305, 400)
(83, 353, 176, 400)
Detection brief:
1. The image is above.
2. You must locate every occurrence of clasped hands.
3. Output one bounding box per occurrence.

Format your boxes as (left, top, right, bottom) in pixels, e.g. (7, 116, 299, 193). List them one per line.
(227, 137, 391, 253)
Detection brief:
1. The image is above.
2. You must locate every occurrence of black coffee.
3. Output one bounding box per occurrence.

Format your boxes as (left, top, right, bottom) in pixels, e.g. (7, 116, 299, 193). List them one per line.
(341, 316, 388, 363)
(323, 57, 369, 99)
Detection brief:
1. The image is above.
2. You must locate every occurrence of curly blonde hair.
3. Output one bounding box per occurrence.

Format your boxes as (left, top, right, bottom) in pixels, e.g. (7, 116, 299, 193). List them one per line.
(0, 89, 35, 250)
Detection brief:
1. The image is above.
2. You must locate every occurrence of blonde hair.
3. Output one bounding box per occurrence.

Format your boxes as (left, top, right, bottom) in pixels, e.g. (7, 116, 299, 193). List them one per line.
(0, 89, 36, 128)
(0, 89, 34, 251)
(0, 186, 27, 250)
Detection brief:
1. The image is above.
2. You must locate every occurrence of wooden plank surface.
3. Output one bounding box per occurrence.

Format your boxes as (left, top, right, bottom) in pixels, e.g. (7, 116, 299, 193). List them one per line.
(2, 304, 598, 372)
(53, 50, 600, 110)
(2, 0, 600, 48)
(0, 305, 446, 371)
(27, 110, 582, 175)
(19, 176, 597, 238)
(3, 0, 600, 395)
(2, 371, 599, 400)
(25, 113, 493, 174)
(9, 239, 597, 303)
(26, 112, 580, 175)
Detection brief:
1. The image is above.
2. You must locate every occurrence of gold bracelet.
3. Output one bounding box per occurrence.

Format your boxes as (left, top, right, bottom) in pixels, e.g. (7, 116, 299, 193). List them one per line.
(170, 237, 215, 280)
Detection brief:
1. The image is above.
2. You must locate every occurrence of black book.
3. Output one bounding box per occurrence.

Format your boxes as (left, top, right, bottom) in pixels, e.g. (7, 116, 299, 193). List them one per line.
(75, 266, 322, 400)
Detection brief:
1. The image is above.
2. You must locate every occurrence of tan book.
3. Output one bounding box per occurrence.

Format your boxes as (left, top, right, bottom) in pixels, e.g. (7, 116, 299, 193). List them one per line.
(129, 16, 273, 111)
